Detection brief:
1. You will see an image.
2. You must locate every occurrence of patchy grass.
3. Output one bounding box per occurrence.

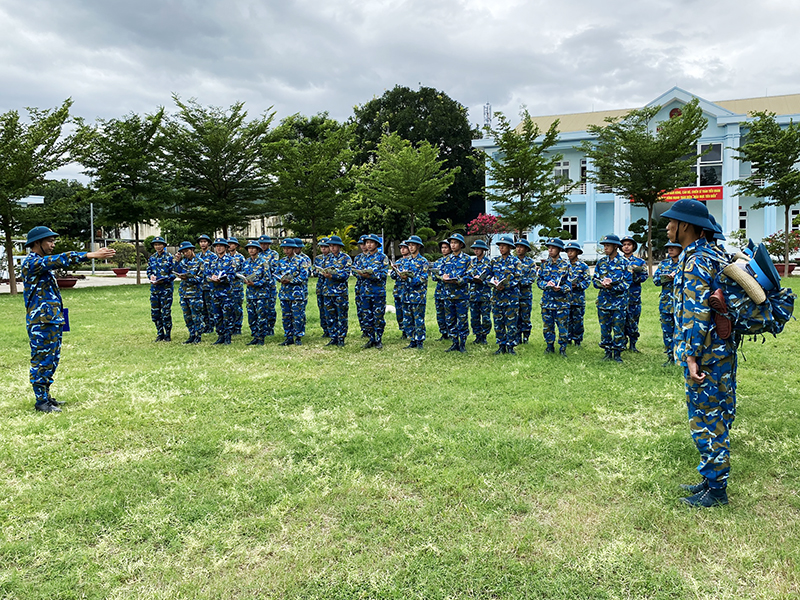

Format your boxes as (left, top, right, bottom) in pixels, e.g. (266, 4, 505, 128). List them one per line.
(0, 281, 798, 599)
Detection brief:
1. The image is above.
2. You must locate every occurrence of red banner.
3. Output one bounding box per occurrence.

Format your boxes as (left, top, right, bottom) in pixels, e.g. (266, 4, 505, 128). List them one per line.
(659, 186, 723, 202)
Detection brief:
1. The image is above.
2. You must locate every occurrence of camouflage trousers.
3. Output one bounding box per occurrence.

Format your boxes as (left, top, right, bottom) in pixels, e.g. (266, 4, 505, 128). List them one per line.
(598, 307, 626, 351)
(517, 288, 533, 340)
(150, 286, 173, 336)
(624, 297, 642, 343)
(180, 295, 205, 338)
(492, 298, 519, 347)
(247, 295, 270, 340)
(393, 293, 406, 335)
(317, 289, 329, 335)
(542, 306, 569, 348)
(469, 299, 492, 339)
(355, 290, 367, 335)
(359, 294, 386, 343)
(232, 284, 244, 334)
(567, 303, 585, 344)
(264, 295, 277, 336)
(435, 296, 448, 337)
(403, 302, 427, 342)
(201, 288, 216, 333)
(445, 298, 469, 343)
(660, 309, 675, 355)
(281, 297, 307, 339)
(685, 353, 737, 488)
(28, 323, 62, 405)
(210, 291, 234, 336)
(323, 294, 349, 341)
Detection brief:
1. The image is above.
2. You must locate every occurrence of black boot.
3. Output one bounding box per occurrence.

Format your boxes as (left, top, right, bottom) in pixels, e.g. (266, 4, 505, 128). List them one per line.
(629, 340, 640, 353)
(373, 339, 383, 349)
(559, 346, 567, 357)
(506, 345, 517, 355)
(545, 344, 555, 354)
(602, 349, 613, 361)
(247, 338, 261, 345)
(362, 340, 374, 349)
(494, 345, 506, 355)
(613, 350, 623, 362)
(457, 339, 467, 353)
(403, 341, 416, 349)
(325, 339, 338, 346)
(183, 336, 196, 344)
(213, 335, 225, 345)
(279, 337, 294, 346)
(680, 479, 708, 494)
(192, 335, 202, 344)
(445, 341, 458, 352)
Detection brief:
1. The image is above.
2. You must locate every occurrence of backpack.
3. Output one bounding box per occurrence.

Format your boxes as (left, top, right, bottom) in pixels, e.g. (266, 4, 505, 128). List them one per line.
(716, 271, 796, 338)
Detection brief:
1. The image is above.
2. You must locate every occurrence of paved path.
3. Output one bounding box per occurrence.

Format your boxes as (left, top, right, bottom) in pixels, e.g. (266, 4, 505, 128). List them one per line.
(0, 272, 146, 294)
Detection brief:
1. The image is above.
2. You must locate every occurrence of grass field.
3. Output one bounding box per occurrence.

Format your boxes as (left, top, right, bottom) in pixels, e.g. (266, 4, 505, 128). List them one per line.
(1, 281, 799, 599)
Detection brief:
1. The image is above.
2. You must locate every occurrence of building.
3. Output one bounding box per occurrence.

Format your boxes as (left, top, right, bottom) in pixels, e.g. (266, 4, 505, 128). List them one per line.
(474, 87, 800, 258)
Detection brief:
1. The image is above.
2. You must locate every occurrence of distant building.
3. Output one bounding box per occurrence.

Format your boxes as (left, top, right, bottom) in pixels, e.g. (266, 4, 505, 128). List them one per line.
(474, 87, 800, 257)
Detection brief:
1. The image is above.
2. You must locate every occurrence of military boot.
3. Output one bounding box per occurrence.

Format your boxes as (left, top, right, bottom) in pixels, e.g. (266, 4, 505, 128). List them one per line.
(506, 346, 517, 355)
(681, 487, 728, 508)
(679, 479, 708, 494)
(559, 346, 567, 357)
(602, 349, 613, 360)
(279, 337, 294, 346)
(445, 340, 459, 352)
(545, 344, 555, 354)
(629, 340, 640, 353)
(213, 335, 226, 345)
(612, 350, 623, 362)
(457, 339, 467, 353)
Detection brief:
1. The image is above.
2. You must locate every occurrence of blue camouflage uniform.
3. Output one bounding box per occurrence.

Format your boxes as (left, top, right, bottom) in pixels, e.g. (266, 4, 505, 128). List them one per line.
(175, 255, 206, 341)
(488, 254, 521, 352)
(673, 238, 737, 491)
(566, 258, 591, 345)
(278, 253, 310, 343)
(401, 255, 430, 346)
(228, 250, 246, 334)
(207, 252, 236, 343)
(260, 251, 279, 335)
(314, 252, 330, 337)
(653, 256, 681, 358)
(355, 250, 389, 345)
(147, 249, 175, 340)
(389, 257, 410, 338)
(442, 251, 471, 350)
(323, 250, 352, 344)
(431, 256, 449, 339)
(243, 254, 273, 343)
(624, 254, 649, 348)
(22, 250, 90, 408)
(593, 253, 632, 356)
(467, 255, 493, 343)
(352, 250, 369, 337)
(537, 257, 572, 352)
(197, 248, 217, 334)
(516, 255, 537, 343)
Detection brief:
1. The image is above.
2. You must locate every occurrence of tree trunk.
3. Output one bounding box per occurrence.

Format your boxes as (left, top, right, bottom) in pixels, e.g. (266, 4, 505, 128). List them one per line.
(222, 225, 229, 239)
(410, 212, 416, 235)
(311, 217, 318, 259)
(4, 226, 18, 295)
(646, 205, 654, 276)
(785, 205, 791, 278)
(135, 222, 142, 285)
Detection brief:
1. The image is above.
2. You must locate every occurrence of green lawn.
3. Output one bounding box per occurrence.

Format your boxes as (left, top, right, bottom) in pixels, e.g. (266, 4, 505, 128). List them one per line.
(1, 282, 798, 599)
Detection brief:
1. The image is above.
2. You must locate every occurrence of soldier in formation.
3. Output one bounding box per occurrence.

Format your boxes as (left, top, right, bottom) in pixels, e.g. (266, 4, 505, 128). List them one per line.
(441, 233, 471, 353)
(488, 235, 521, 355)
(399, 235, 429, 349)
(174, 241, 205, 344)
(653, 241, 683, 365)
(355, 234, 389, 349)
(147, 236, 175, 342)
(620, 236, 649, 352)
(515, 238, 537, 344)
(593, 234, 632, 362)
(314, 238, 331, 338)
(537, 238, 572, 356)
(431, 240, 451, 341)
(467, 240, 492, 345)
(390, 241, 411, 339)
(321, 235, 352, 347)
(564, 241, 591, 347)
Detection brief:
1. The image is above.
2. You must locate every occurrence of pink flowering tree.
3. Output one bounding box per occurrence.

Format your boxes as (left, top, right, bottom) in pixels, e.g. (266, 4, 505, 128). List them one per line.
(467, 213, 511, 245)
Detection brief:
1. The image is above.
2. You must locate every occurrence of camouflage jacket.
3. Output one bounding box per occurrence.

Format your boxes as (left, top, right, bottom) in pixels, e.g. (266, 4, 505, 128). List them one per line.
(207, 253, 236, 293)
(324, 251, 352, 297)
(174, 256, 205, 298)
(431, 256, 449, 300)
(567, 260, 591, 306)
(653, 257, 680, 314)
(467, 255, 492, 302)
(624, 254, 649, 302)
(441, 252, 471, 301)
(389, 257, 409, 299)
(488, 254, 521, 301)
(313, 254, 329, 295)
(277, 255, 309, 300)
(355, 251, 388, 296)
(400, 255, 429, 305)
(537, 257, 572, 309)
(22, 251, 88, 327)
(593, 254, 631, 310)
(196, 250, 216, 289)
(517, 255, 538, 290)
(243, 256, 272, 298)
(147, 250, 175, 289)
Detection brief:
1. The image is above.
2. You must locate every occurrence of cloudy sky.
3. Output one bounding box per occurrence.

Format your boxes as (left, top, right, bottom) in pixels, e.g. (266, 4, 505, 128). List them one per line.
(2, 0, 799, 167)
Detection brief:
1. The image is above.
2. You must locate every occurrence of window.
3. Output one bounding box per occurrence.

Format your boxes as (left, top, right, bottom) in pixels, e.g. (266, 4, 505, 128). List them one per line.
(739, 210, 748, 231)
(554, 160, 571, 192)
(561, 216, 578, 240)
(578, 159, 588, 194)
(792, 209, 800, 232)
(698, 143, 722, 186)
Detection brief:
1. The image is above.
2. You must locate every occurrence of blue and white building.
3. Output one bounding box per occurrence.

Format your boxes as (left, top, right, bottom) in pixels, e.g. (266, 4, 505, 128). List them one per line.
(474, 87, 800, 257)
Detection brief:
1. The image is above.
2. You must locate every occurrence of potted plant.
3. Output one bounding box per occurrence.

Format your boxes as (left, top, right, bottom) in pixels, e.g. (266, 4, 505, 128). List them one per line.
(52, 237, 84, 287)
(762, 229, 800, 275)
(108, 242, 136, 276)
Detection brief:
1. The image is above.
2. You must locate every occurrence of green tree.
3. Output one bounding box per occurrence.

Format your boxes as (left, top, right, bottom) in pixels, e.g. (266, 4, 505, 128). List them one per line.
(481, 109, 569, 238)
(351, 85, 483, 224)
(732, 111, 800, 275)
(578, 98, 708, 273)
(17, 179, 91, 241)
(76, 109, 169, 284)
(264, 113, 353, 257)
(358, 132, 458, 237)
(0, 99, 75, 294)
(163, 96, 275, 238)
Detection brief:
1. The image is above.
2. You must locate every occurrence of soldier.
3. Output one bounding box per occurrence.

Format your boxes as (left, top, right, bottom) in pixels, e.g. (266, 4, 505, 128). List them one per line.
(207, 238, 236, 344)
(355, 234, 389, 349)
(431, 240, 451, 341)
(593, 234, 632, 362)
(564, 241, 591, 347)
(352, 235, 369, 338)
(314, 238, 331, 338)
(321, 235, 352, 347)
(441, 233, 471, 353)
(467, 240, 492, 345)
(173, 241, 206, 344)
(653, 241, 683, 365)
(147, 236, 175, 342)
(488, 235, 521, 355)
(227, 237, 246, 335)
(515, 238, 537, 344)
(258, 234, 280, 263)
(664, 198, 738, 508)
(537, 238, 572, 356)
(620, 235, 649, 352)
(242, 241, 273, 345)
(196, 234, 217, 334)
(400, 235, 429, 349)
(390, 241, 411, 338)
(277, 238, 309, 345)
(21, 226, 115, 412)
(257, 235, 279, 336)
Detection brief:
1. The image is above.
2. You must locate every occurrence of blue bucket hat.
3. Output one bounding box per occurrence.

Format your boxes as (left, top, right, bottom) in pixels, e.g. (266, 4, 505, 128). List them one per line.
(178, 241, 195, 251)
(564, 241, 583, 254)
(213, 237, 229, 247)
(661, 198, 714, 230)
(258, 234, 273, 244)
(439, 239, 451, 247)
(545, 237, 565, 250)
(496, 234, 515, 247)
(399, 240, 409, 248)
(407, 235, 424, 247)
(620, 235, 637, 251)
(293, 238, 305, 249)
(228, 237, 240, 246)
(152, 236, 167, 245)
(197, 234, 212, 242)
(328, 235, 345, 247)
(279, 238, 294, 248)
(471, 239, 489, 251)
(665, 241, 683, 250)
(318, 237, 330, 247)
(515, 238, 532, 251)
(363, 233, 381, 245)
(25, 226, 59, 247)
(245, 241, 261, 250)
(599, 234, 623, 247)
(357, 235, 367, 244)
(448, 233, 466, 246)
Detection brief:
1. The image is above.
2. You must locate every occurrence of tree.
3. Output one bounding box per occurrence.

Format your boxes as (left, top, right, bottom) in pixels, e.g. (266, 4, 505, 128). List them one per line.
(578, 98, 708, 273)
(17, 179, 91, 242)
(162, 96, 275, 238)
(0, 99, 75, 294)
(732, 111, 800, 275)
(264, 113, 353, 257)
(76, 109, 169, 284)
(357, 132, 458, 236)
(466, 212, 511, 245)
(435, 217, 465, 240)
(481, 109, 569, 238)
(351, 85, 484, 224)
